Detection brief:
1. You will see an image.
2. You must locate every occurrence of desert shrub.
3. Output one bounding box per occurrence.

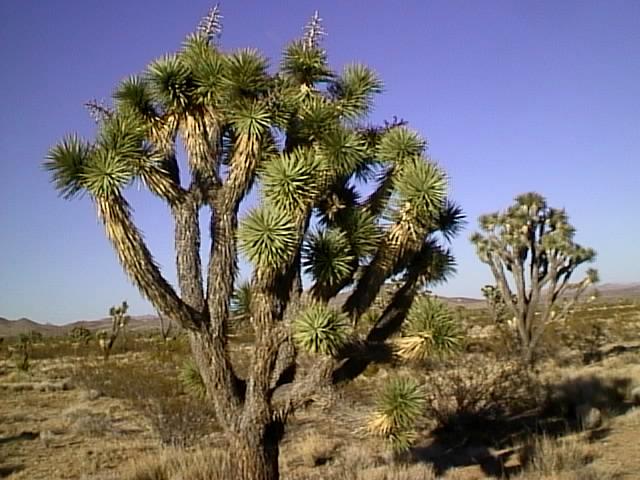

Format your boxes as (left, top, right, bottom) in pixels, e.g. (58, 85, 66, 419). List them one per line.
(73, 359, 218, 446)
(423, 354, 541, 430)
(515, 434, 620, 480)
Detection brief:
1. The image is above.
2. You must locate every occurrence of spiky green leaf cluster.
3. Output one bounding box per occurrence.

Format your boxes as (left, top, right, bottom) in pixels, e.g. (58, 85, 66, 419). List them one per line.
(303, 229, 355, 289)
(282, 41, 331, 85)
(179, 358, 207, 399)
(293, 303, 349, 356)
(319, 127, 368, 175)
(239, 207, 298, 269)
(396, 296, 462, 361)
(261, 148, 322, 212)
(376, 127, 425, 164)
(367, 377, 425, 452)
(330, 63, 383, 119)
(391, 158, 447, 224)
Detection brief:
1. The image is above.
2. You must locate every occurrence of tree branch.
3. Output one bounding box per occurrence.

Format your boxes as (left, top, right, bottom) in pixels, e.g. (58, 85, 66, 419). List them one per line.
(96, 194, 202, 330)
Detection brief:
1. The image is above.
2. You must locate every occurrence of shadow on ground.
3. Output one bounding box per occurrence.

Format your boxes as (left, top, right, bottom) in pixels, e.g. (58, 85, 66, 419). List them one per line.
(409, 374, 634, 478)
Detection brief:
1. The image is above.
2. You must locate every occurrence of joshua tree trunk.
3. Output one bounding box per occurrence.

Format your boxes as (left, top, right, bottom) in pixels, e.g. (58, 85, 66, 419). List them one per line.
(229, 423, 283, 480)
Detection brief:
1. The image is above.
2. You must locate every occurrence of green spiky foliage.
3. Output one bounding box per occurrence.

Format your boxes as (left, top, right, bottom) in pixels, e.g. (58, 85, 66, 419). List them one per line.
(471, 192, 598, 364)
(45, 8, 464, 479)
(367, 377, 425, 452)
(395, 296, 463, 361)
(293, 303, 349, 356)
(180, 358, 208, 399)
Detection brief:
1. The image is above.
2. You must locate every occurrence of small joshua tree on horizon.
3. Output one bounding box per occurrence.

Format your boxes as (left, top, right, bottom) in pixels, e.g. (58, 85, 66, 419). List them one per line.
(45, 7, 464, 479)
(471, 192, 598, 364)
(97, 301, 130, 361)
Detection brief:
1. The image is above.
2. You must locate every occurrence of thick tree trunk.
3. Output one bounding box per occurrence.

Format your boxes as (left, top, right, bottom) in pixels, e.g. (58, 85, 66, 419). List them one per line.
(229, 424, 282, 480)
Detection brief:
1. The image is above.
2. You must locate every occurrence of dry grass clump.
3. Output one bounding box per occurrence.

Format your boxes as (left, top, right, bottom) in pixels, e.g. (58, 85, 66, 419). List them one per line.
(422, 354, 540, 429)
(297, 433, 339, 467)
(515, 434, 620, 480)
(64, 406, 113, 436)
(117, 448, 232, 480)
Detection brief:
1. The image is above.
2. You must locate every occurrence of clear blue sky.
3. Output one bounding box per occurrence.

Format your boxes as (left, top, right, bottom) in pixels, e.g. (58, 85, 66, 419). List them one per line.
(1, 1, 638, 324)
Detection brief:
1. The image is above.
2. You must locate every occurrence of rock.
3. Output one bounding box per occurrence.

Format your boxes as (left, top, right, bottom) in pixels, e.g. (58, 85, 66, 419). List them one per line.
(631, 386, 640, 406)
(80, 388, 102, 401)
(576, 404, 602, 429)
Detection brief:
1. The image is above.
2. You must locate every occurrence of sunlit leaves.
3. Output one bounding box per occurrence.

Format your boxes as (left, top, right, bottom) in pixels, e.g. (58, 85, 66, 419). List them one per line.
(318, 127, 368, 176)
(228, 99, 271, 137)
(147, 55, 193, 112)
(223, 48, 269, 99)
(181, 35, 225, 106)
(113, 76, 157, 120)
(395, 296, 463, 361)
(367, 377, 425, 452)
(44, 135, 92, 199)
(238, 207, 297, 270)
(376, 127, 425, 164)
(282, 40, 331, 85)
(293, 303, 349, 356)
(330, 63, 383, 119)
(261, 148, 322, 212)
(391, 157, 447, 223)
(81, 150, 134, 197)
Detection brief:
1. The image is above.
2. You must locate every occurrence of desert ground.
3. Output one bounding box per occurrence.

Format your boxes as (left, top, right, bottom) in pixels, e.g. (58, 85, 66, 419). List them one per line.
(1, 296, 639, 480)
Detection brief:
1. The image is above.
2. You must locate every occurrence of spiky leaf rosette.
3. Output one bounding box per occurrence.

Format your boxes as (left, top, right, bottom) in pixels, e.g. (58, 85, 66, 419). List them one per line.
(318, 127, 368, 176)
(396, 296, 462, 361)
(293, 303, 349, 356)
(376, 126, 425, 164)
(113, 76, 157, 121)
(391, 157, 447, 224)
(239, 207, 297, 270)
(261, 148, 322, 212)
(45, 135, 92, 199)
(329, 63, 383, 120)
(223, 48, 269, 99)
(340, 209, 381, 258)
(146, 55, 193, 112)
(303, 229, 355, 289)
(179, 358, 207, 399)
(282, 40, 331, 86)
(367, 377, 425, 452)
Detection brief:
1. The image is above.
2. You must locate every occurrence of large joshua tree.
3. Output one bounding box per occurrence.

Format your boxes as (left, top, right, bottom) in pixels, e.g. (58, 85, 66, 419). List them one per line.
(45, 8, 463, 479)
(471, 192, 598, 364)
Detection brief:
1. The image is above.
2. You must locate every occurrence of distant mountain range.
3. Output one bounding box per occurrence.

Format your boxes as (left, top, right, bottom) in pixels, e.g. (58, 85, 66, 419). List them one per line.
(1, 282, 638, 338)
(0, 315, 163, 338)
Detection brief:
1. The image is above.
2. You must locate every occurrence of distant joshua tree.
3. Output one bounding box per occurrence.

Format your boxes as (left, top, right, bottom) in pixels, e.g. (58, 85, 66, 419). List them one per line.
(471, 192, 598, 364)
(45, 7, 464, 479)
(158, 313, 174, 342)
(97, 301, 130, 361)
